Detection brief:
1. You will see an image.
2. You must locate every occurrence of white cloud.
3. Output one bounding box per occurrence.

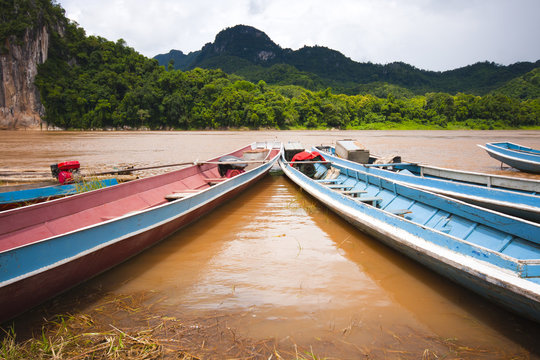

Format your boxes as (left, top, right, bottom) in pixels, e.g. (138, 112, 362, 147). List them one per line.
(57, 0, 540, 71)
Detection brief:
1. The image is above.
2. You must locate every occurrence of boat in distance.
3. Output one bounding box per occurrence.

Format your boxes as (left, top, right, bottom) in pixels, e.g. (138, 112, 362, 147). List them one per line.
(279, 150, 540, 322)
(314, 145, 540, 223)
(0, 142, 281, 323)
(0, 178, 119, 211)
(479, 142, 540, 174)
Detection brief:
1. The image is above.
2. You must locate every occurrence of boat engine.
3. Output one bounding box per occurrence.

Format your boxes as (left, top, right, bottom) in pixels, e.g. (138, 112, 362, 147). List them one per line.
(50, 161, 81, 184)
(217, 156, 247, 178)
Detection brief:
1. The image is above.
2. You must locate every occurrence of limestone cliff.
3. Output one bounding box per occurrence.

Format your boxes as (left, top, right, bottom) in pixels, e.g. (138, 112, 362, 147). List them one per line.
(0, 26, 49, 129)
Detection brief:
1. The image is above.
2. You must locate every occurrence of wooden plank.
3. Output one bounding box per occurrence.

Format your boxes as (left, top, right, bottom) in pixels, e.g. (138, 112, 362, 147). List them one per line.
(204, 178, 226, 184)
(388, 209, 412, 216)
(354, 196, 383, 205)
(364, 163, 415, 167)
(315, 179, 341, 183)
(340, 189, 367, 194)
(165, 190, 202, 201)
(326, 184, 354, 190)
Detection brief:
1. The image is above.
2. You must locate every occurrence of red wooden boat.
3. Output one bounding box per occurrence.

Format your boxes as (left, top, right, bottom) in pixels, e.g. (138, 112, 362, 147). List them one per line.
(0, 142, 281, 323)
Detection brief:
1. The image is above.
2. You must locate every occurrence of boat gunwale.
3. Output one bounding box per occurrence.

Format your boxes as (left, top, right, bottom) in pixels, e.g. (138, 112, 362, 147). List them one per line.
(315, 146, 540, 221)
(279, 155, 540, 275)
(391, 185, 540, 215)
(0, 144, 282, 286)
(0, 150, 280, 287)
(479, 144, 540, 166)
(279, 157, 540, 298)
(0, 142, 278, 238)
(0, 142, 281, 252)
(492, 141, 540, 155)
(315, 146, 540, 198)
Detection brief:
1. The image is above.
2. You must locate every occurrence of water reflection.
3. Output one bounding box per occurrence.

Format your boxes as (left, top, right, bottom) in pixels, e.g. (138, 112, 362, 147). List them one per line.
(3, 130, 539, 357)
(74, 175, 539, 356)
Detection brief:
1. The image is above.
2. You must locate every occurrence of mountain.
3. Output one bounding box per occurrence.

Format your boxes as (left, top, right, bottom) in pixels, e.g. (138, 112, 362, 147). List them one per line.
(489, 68, 540, 100)
(155, 25, 540, 97)
(154, 49, 200, 70)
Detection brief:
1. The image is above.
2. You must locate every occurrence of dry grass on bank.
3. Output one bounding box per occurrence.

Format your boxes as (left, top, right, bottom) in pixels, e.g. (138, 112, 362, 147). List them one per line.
(0, 291, 528, 359)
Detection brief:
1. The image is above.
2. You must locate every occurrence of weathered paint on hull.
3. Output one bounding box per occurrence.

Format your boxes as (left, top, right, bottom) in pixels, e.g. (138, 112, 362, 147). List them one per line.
(0, 179, 120, 211)
(315, 147, 540, 223)
(0, 172, 264, 323)
(480, 143, 540, 174)
(280, 160, 540, 323)
(336, 208, 540, 322)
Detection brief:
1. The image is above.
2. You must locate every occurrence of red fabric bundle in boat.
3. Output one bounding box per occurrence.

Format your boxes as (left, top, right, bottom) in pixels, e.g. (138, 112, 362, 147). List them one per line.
(290, 151, 325, 165)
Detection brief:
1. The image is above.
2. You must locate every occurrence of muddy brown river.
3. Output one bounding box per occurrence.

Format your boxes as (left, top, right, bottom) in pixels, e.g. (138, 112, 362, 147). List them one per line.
(1, 130, 540, 358)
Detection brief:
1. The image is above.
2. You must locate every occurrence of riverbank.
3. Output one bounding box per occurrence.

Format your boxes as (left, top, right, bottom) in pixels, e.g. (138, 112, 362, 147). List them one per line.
(2, 289, 517, 359)
(1, 130, 539, 359)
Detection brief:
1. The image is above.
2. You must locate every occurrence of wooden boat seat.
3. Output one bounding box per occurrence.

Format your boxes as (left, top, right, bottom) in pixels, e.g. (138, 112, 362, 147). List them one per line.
(326, 184, 354, 190)
(204, 177, 226, 184)
(340, 190, 368, 197)
(388, 209, 413, 216)
(354, 196, 383, 206)
(165, 189, 202, 201)
(315, 178, 341, 183)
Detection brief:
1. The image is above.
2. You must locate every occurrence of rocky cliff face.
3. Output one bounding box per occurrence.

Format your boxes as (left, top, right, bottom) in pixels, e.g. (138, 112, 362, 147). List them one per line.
(0, 26, 49, 129)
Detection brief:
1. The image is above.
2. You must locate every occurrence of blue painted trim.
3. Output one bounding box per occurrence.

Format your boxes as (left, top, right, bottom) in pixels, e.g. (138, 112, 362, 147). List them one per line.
(281, 154, 540, 275)
(316, 147, 540, 211)
(0, 178, 119, 204)
(0, 154, 279, 285)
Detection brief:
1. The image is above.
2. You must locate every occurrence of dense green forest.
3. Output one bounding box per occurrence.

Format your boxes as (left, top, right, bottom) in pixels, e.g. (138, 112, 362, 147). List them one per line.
(3, 1, 540, 130)
(156, 25, 540, 99)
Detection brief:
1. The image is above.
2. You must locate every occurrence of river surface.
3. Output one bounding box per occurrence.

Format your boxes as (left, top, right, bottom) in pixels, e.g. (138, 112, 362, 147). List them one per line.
(1, 130, 540, 358)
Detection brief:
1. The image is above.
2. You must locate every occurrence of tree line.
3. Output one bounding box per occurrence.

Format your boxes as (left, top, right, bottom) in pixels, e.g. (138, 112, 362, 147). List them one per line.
(28, 7, 539, 130)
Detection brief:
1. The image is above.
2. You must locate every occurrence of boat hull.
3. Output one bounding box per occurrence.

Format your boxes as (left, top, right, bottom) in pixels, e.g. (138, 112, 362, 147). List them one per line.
(315, 147, 540, 223)
(480, 142, 540, 174)
(0, 178, 119, 211)
(279, 158, 540, 322)
(0, 143, 280, 323)
(0, 176, 258, 322)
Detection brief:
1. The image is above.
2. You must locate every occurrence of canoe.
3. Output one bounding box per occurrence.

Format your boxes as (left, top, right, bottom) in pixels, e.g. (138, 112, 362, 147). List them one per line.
(0, 142, 281, 323)
(0, 178, 119, 211)
(314, 146, 540, 223)
(279, 151, 540, 322)
(478, 142, 540, 174)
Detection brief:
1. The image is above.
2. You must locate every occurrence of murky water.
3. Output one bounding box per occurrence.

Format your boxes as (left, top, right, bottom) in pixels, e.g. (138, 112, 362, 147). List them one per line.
(1, 130, 540, 358)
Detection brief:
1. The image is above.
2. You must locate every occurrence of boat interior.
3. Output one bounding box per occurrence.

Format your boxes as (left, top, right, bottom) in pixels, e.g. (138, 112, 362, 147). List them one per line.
(289, 159, 540, 283)
(0, 144, 280, 252)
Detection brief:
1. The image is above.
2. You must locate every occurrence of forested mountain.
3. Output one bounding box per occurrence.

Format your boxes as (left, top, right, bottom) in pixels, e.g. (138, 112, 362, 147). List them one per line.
(1, 1, 538, 130)
(154, 49, 200, 70)
(492, 68, 540, 100)
(155, 25, 540, 98)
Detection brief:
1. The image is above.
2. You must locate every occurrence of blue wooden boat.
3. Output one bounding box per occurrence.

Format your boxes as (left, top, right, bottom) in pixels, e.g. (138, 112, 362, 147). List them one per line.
(315, 146, 540, 223)
(0, 142, 281, 323)
(0, 178, 119, 211)
(279, 152, 540, 322)
(479, 142, 540, 174)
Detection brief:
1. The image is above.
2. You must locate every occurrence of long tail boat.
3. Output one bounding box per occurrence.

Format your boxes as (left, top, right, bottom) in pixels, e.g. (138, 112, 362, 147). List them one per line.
(0, 142, 281, 323)
(280, 150, 540, 323)
(315, 144, 540, 222)
(479, 142, 540, 174)
(0, 178, 119, 211)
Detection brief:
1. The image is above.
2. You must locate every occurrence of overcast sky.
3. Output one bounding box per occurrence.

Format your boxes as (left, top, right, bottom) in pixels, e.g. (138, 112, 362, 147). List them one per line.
(56, 0, 540, 72)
